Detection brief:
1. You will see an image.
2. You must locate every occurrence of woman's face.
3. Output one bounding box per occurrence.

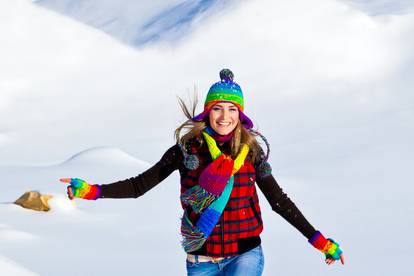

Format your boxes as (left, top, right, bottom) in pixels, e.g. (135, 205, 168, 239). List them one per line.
(208, 102, 239, 135)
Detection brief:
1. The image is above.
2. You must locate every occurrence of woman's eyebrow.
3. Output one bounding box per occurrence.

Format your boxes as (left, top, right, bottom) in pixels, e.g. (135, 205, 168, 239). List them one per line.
(214, 104, 236, 108)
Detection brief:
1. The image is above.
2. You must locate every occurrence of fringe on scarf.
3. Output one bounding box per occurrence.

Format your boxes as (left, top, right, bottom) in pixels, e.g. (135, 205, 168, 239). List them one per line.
(181, 214, 206, 252)
(180, 185, 217, 213)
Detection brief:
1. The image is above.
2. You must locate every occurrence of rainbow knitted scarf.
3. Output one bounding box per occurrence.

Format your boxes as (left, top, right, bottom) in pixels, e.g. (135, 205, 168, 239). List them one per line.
(180, 131, 250, 252)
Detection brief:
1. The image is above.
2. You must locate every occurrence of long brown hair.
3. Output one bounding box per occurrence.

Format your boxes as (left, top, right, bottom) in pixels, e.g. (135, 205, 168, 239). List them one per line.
(174, 93, 261, 163)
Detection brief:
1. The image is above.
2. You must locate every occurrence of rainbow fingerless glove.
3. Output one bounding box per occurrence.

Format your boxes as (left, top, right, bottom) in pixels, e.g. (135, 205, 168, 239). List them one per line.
(69, 178, 101, 200)
(309, 231, 343, 260)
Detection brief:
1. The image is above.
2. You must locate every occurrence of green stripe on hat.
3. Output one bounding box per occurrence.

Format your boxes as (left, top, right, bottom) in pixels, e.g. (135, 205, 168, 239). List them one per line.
(205, 93, 244, 110)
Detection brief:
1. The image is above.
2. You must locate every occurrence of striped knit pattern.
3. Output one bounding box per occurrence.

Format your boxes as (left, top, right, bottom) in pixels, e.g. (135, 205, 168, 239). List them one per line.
(198, 154, 233, 196)
(204, 68, 244, 111)
(180, 139, 264, 257)
(191, 69, 254, 129)
(180, 132, 249, 252)
(69, 178, 101, 200)
(204, 81, 244, 111)
(309, 231, 343, 260)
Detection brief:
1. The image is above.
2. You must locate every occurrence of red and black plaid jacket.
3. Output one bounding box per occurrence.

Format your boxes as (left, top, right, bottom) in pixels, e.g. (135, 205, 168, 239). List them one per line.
(100, 141, 317, 257)
(179, 141, 263, 257)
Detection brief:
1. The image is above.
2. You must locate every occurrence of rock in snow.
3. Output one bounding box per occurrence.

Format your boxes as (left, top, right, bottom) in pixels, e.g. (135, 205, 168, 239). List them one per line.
(14, 191, 53, 212)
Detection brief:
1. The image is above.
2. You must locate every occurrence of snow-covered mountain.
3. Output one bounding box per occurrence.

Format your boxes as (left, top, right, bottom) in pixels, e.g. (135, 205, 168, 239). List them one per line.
(35, 0, 233, 46)
(61, 146, 149, 167)
(343, 0, 414, 15)
(0, 147, 149, 202)
(34, 0, 414, 49)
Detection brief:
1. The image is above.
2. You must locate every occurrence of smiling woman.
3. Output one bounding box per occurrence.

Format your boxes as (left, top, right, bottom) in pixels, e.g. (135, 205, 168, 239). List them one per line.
(60, 69, 344, 276)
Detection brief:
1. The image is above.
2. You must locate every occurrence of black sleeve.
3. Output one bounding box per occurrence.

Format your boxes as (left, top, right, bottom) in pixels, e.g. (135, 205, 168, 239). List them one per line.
(255, 169, 317, 239)
(99, 145, 182, 199)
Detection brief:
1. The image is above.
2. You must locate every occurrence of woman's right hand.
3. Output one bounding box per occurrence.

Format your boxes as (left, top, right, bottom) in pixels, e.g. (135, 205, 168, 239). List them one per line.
(59, 178, 101, 200)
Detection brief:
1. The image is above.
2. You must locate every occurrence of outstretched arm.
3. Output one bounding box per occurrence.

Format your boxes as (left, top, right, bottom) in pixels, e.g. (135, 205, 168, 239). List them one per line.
(255, 163, 344, 265)
(256, 173, 316, 239)
(61, 145, 182, 200)
(99, 145, 182, 199)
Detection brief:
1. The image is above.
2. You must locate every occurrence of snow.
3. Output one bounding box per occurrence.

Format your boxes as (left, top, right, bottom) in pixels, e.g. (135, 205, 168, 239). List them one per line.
(342, 0, 414, 15)
(35, 0, 228, 46)
(61, 146, 149, 167)
(1, 0, 413, 275)
(0, 254, 38, 276)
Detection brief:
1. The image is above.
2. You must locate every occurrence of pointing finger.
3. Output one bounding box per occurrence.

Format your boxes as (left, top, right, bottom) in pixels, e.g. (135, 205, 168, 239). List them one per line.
(340, 254, 345, 265)
(60, 178, 85, 189)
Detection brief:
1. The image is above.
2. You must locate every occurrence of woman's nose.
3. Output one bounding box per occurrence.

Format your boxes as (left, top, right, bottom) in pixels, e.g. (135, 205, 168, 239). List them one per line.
(221, 109, 229, 119)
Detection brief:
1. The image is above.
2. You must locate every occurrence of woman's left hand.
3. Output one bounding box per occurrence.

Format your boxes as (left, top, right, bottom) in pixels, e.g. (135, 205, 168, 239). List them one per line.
(309, 231, 345, 265)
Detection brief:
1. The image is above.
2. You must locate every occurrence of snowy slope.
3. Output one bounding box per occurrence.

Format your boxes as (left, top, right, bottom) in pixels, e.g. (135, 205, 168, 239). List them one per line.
(61, 146, 149, 167)
(0, 147, 183, 275)
(342, 0, 414, 15)
(0, 146, 149, 201)
(35, 0, 414, 49)
(35, 0, 233, 46)
(0, 255, 38, 276)
(1, 0, 414, 275)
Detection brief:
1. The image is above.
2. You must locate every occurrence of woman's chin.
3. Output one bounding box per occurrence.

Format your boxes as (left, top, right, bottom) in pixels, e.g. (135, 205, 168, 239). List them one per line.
(215, 128, 233, 135)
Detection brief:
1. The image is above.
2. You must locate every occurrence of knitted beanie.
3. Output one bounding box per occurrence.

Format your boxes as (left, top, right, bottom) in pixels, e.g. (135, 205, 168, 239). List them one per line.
(192, 69, 253, 129)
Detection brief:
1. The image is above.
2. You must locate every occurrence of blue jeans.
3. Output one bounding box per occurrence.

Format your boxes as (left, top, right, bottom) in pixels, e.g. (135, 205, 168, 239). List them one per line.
(186, 245, 264, 276)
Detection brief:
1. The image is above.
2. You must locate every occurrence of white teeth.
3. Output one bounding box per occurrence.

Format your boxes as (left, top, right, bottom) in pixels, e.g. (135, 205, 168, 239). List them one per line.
(217, 122, 231, 126)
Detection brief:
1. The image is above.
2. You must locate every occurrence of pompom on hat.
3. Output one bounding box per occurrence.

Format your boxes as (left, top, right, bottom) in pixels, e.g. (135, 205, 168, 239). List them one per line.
(192, 69, 254, 129)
